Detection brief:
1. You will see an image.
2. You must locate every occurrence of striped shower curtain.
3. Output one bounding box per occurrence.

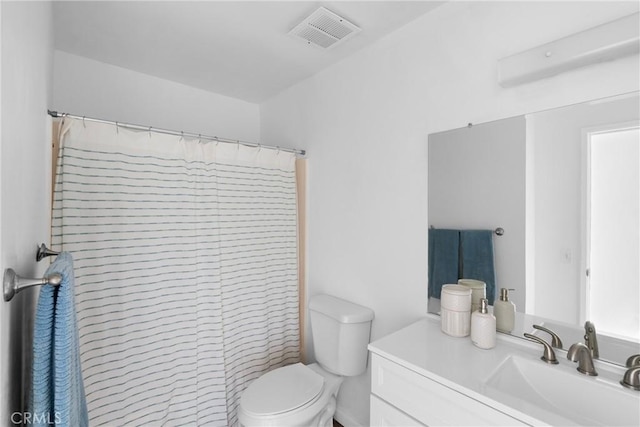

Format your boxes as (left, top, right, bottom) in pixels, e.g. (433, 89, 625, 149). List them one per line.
(51, 118, 300, 426)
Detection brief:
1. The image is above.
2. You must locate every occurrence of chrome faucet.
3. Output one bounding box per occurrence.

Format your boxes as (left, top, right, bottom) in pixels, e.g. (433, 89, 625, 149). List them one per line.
(567, 342, 598, 376)
(532, 324, 563, 349)
(523, 333, 558, 364)
(584, 321, 599, 359)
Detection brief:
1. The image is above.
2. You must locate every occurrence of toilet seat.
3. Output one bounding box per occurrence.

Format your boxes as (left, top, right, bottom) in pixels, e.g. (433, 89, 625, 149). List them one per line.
(241, 363, 325, 416)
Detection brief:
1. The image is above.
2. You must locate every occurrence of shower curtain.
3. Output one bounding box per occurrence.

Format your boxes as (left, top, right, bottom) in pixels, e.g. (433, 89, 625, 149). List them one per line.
(51, 118, 300, 426)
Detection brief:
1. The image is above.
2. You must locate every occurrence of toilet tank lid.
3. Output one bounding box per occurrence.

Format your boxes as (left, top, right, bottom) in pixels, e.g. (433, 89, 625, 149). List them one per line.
(309, 294, 374, 323)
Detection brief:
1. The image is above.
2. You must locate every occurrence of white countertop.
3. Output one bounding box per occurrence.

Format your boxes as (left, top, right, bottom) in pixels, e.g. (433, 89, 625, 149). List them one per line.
(368, 315, 636, 426)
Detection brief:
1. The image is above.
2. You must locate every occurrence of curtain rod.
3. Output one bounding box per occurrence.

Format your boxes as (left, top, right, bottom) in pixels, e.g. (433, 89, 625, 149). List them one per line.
(47, 110, 306, 156)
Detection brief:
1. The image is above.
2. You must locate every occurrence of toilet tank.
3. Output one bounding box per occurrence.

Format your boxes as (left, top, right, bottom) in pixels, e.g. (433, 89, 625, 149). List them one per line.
(309, 294, 374, 377)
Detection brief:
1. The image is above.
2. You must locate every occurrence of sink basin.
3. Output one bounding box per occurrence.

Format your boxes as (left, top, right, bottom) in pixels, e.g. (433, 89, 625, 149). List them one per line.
(484, 355, 640, 426)
(532, 321, 640, 366)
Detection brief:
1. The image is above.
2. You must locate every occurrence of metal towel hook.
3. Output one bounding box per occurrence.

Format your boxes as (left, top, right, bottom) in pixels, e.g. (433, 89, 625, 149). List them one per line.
(36, 243, 59, 262)
(3, 268, 62, 302)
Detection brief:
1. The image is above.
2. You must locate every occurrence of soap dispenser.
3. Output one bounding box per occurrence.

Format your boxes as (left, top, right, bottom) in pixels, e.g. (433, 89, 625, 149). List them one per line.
(471, 298, 496, 349)
(494, 288, 516, 333)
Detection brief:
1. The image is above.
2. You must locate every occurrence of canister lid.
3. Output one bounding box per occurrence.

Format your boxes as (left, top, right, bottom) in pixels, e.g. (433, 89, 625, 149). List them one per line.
(441, 284, 472, 296)
(458, 279, 486, 290)
(441, 285, 472, 311)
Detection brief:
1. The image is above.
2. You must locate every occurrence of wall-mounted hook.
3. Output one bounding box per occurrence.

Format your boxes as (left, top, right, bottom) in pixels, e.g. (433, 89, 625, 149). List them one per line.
(36, 243, 59, 262)
(3, 269, 62, 302)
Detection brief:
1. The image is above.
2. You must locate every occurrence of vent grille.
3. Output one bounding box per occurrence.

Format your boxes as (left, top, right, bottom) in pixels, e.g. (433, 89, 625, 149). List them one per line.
(289, 7, 361, 49)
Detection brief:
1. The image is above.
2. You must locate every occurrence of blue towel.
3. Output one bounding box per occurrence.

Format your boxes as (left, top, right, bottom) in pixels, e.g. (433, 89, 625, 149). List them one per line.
(31, 252, 88, 427)
(428, 229, 460, 299)
(460, 230, 497, 304)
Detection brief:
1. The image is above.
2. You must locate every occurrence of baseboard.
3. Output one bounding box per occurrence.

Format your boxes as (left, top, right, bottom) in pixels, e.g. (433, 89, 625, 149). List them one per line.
(334, 407, 365, 427)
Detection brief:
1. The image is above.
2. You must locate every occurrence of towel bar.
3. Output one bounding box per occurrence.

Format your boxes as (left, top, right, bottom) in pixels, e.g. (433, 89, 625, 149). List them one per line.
(36, 243, 59, 261)
(3, 268, 62, 302)
(429, 226, 505, 236)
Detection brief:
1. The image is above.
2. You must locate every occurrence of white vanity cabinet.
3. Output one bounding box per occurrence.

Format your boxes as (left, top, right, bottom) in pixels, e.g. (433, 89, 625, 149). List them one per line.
(368, 317, 535, 427)
(369, 316, 640, 427)
(370, 354, 526, 426)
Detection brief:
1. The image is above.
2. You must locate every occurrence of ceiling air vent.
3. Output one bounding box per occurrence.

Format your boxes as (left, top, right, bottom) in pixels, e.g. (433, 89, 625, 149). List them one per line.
(289, 7, 361, 49)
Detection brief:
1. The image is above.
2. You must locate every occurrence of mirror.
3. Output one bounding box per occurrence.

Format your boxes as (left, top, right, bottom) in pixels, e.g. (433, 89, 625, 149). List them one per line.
(427, 91, 640, 366)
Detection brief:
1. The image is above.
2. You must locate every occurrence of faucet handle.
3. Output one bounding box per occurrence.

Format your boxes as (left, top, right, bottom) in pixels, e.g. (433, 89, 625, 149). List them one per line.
(621, 367, 640, 391)
(524, 333, 559, 364)
(625, 354, 640, 368)
(532, 324, 563, 349)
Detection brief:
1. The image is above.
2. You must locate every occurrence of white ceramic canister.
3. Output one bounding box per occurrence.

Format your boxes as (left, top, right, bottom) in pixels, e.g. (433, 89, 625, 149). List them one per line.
(440, 284, 472, 337)
(458, 279, 487, 313)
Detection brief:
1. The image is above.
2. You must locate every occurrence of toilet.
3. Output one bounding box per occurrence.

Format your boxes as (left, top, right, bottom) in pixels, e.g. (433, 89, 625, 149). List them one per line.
(238, 294, 375, 427)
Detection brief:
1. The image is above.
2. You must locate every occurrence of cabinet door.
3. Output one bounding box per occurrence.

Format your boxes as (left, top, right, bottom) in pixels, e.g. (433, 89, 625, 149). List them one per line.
(370, 395, 425, 427)
(371, 354, 528, 426)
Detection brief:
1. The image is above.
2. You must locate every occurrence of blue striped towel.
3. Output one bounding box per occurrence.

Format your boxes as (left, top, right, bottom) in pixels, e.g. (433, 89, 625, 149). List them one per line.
(31, 252, 88, 427)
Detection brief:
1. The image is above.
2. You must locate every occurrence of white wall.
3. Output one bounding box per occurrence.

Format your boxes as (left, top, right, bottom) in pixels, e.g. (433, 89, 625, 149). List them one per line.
(260, 2, 640, 425)
(53, 50, 260, 142)
(1, 1, 53, 424)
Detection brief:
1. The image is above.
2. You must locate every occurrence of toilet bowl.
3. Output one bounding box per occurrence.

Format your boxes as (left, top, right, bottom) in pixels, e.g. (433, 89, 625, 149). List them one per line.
(238, 363, 342, 427)
(238, 294, 374, 427)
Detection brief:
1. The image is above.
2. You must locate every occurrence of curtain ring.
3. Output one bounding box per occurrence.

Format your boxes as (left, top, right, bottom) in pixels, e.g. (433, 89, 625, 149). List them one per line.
(179, 131, 184, 142)
(198, 134, 202, 144)
(257, 144, 262, 153)
(237, 140, 240, 151)
(276, 146, 280, 155)
(148, 126, 152, 139)
(82, 116, 86, 128)
(115, 122, 119, 134)
(214, 137, 219, 147)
